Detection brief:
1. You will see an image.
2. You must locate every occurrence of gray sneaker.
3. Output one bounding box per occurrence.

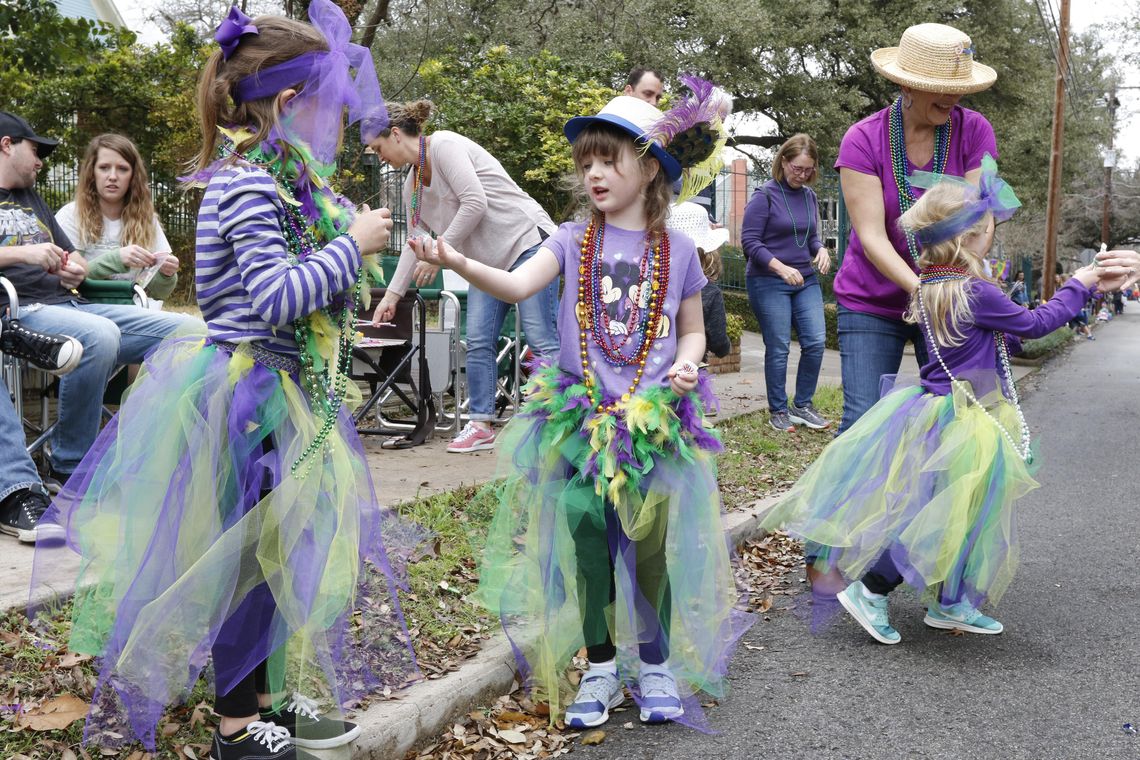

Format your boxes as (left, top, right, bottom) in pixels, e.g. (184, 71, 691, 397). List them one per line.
(768, 411, 795, 432)
(789, 402, 830, 430)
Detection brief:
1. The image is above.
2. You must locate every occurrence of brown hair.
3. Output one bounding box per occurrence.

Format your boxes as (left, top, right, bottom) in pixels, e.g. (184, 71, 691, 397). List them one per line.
(699, 248, 723, 281)
(376, 100, 433, 138)
(772, 133, 819, 186)
(569, 123, 672, 243)
(75, 134, 156, 250)
(900, 182, 992, 347)
(193, 16, 329, 174)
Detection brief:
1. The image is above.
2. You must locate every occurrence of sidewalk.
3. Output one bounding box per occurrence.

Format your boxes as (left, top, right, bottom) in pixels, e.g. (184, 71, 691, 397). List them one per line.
(0, 329, 1038, 756)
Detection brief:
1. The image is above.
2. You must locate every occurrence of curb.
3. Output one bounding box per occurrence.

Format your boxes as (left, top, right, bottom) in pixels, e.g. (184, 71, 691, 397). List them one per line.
(348, 493, 782, 759)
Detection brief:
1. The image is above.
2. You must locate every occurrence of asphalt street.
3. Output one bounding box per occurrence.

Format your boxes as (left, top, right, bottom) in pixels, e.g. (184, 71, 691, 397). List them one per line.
(584, 311, 1140, 760)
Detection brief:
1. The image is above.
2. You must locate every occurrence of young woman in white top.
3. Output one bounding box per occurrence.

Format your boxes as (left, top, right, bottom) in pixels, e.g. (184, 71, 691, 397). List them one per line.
(55, 133, 181, 300)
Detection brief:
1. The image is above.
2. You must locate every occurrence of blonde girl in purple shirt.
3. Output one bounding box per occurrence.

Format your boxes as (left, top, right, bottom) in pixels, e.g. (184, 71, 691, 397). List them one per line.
(762, 168, 1107, 645)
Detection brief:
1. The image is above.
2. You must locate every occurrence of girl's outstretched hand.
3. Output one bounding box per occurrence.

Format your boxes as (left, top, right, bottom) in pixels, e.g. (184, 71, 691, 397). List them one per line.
(411, 235, 465, 270)
(1073, 264, 1101, 288)
(348, 204, 393, 254)
(667, 359, 699, 395)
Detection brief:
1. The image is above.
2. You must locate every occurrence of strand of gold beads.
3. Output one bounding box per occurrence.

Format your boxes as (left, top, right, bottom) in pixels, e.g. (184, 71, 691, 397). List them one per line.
(576, 212, 670, 414)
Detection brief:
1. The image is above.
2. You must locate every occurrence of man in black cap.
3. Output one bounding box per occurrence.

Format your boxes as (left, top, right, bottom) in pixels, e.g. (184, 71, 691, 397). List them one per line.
(0, 111, 196, 524)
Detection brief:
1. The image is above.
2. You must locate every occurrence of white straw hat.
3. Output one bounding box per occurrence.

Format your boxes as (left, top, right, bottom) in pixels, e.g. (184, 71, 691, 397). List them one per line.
(871, 23, 996, 95)
(668, 201, 730, 253)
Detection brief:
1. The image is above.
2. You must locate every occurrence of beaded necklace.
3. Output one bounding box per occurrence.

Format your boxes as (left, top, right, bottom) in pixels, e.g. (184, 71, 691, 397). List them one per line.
(915, 278, 1032, 463)
(409, 135, 427, 228)
(575, 213, 670, 414)
(775, 180, 811, 248)
(888, 97, 952, 264)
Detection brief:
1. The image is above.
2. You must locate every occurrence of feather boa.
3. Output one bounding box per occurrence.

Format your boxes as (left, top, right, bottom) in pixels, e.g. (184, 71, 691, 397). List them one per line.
(520, 362, 722, 507)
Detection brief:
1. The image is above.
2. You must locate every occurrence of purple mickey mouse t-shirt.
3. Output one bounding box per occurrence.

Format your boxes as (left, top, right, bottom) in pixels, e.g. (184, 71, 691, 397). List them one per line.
(545, 220, 707, 399)
(833, 105, 998, 320)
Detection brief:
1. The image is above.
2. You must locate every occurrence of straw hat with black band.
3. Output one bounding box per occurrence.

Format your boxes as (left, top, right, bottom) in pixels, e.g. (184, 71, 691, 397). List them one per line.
(871, 23, 996, 95)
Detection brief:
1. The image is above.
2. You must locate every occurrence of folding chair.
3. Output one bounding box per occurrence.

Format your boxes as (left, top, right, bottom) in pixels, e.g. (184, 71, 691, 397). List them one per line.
(350, 287, 437, 448)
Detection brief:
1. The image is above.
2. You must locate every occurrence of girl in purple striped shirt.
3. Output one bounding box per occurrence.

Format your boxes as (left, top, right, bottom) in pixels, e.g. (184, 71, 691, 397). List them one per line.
(38, 3, 418, 758)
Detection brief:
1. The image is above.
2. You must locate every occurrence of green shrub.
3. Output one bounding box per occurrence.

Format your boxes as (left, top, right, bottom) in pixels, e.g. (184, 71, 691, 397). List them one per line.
(1019, 327, 1073, 360)
(725, 312, 744, 342)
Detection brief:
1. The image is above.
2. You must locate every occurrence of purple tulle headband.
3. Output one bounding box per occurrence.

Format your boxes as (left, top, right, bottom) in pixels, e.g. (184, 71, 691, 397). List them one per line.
(910, 154, 1021, 247)
(212, 0, 388, 162)
(215, 5, 258, 61)
(233, 52, 325, 104)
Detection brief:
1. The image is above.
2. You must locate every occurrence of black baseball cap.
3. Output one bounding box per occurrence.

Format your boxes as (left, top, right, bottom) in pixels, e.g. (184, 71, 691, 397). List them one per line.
(0, 111, 59, 158)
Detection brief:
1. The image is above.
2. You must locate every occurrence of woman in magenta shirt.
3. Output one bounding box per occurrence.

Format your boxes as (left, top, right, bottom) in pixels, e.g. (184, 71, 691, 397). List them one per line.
(834, 22, 998, 433)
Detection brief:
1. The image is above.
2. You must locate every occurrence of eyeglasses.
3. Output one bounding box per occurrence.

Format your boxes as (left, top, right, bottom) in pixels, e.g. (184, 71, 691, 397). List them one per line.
(785, 162, 815, 177)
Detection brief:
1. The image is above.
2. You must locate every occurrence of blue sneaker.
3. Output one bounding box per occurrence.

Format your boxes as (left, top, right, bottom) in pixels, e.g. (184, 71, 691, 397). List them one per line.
(565, 668, 624, 728)
(924, 602, 1004, 635)
(637, 664, 684, 724)
(837, 581, 901, 644)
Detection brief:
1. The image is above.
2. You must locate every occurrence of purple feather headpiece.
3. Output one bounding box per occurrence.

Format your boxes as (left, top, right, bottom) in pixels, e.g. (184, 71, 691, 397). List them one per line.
(646, 74, 733, 202)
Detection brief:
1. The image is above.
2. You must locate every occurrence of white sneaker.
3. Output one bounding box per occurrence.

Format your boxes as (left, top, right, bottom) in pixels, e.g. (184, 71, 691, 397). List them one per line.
(565, 668, 624, 728)
(637, 664, 684, 723)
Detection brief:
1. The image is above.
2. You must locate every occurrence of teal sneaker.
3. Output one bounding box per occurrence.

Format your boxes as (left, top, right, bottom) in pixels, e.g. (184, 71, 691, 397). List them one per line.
(837, 581, 901, 644)
(924, 602, 1004, 635)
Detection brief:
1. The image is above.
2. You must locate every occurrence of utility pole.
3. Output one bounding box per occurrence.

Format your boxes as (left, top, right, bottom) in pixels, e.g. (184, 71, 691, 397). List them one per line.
(1102, 83, 1119, 248)
(1042, 0, 1070, 301)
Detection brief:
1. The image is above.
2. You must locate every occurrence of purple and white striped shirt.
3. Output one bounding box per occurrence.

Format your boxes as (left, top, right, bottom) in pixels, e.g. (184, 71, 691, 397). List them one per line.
(195, 164, 361, 356)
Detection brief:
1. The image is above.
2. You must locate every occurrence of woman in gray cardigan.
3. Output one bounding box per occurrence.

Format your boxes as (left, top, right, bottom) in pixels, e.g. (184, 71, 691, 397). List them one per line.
(370, 100, 558, 453)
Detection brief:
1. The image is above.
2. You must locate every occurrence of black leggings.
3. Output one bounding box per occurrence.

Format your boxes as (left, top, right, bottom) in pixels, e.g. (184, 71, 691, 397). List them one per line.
(572, 500, 671, 665)
(212, 437, 278, 718)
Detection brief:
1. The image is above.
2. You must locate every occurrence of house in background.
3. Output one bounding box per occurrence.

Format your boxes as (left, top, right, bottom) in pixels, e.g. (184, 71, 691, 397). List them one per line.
(55, 0, 126, 27)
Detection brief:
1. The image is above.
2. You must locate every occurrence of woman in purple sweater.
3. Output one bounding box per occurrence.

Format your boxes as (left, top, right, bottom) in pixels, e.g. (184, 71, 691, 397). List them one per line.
(741, 134, 832, 432)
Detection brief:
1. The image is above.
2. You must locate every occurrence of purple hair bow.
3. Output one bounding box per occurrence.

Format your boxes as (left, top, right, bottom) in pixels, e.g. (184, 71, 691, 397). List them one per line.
(215, 5, 259, 61)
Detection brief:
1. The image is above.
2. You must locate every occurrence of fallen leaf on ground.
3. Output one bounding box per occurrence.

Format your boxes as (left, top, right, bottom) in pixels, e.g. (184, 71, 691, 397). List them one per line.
(580, 730, 606, 745)
(498, 728, 528, 744)
(16, 693, 89, 731)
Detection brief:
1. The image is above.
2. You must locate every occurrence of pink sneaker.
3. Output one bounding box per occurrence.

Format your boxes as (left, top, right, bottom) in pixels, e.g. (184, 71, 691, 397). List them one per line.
(446, 423, 496, 453)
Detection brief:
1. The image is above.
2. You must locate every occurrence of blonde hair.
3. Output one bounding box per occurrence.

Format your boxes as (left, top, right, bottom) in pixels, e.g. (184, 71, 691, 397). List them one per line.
(377, 100, 433, 138)
(900, 182, 992, 347)
(193, 15, 329, 174)
(569, 123, 672, 244)
(772, 133, 819, 186)
(75, 134, 156, 250)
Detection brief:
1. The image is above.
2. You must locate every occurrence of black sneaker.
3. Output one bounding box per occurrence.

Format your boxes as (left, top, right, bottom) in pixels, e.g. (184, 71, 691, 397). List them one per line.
(0, 484, 62, 543)
(0, 317, 82, 376)
(260, 693, 361, 749)
(209, 721, 319, 760)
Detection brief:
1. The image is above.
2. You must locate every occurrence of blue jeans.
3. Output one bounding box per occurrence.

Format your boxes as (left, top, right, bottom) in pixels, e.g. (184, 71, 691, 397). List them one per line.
(746, 274, 826, 413)
(0, 383, 43, 501)
(836, 305, 928, 434)
(465, 243, 559, 420)
(18, 300, 200, 472)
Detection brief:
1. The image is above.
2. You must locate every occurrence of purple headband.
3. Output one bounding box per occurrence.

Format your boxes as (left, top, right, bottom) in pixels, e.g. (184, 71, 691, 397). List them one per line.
(215, 5, 258, 62)
(211, 0, 387, 163)
(233, 52, 325, 105)
(910, 154, 1021, 247)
